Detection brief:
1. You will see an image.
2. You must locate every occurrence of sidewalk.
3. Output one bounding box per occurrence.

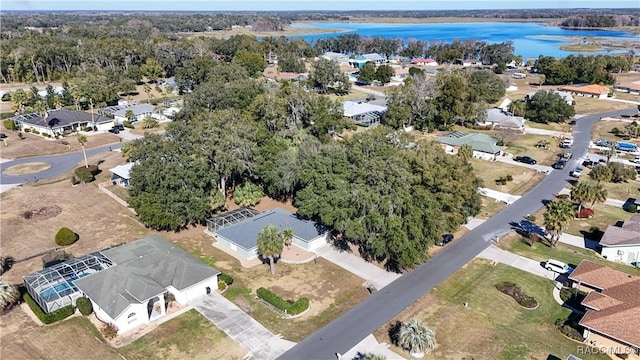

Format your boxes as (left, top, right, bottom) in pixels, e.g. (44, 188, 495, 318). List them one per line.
(478, 187, 522, 205)
(315, 243, 401, 290)
(477, 245, 557, 280)
(193, 293, 295, 360)
(340, 334, 404, 360)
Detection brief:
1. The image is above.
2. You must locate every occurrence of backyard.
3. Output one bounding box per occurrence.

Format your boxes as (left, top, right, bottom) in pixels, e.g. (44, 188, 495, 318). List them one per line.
(374, 260, 608, 360)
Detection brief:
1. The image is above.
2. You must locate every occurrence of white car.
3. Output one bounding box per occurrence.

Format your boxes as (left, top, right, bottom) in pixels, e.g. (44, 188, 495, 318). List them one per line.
(545, 259, 574, 274)
(570, 167, 583, 178)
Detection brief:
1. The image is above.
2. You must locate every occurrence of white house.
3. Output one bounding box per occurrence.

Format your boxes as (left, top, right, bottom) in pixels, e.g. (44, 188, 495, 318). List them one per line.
(74, 235, 220, 334)
(322, 52, 349, 64)
(111, 104, 157, 123)
(481, 108, 526, 132)
(207, 208, 330, 260)
(342, 100, 388, 127)
(599, 215, 640, 266)
(11, 109, 115, 136)
(410, 58, 438, 66)
(436, 131, 503, 160)
(349, 53, 385, 68)
(109, 162, 135, 187)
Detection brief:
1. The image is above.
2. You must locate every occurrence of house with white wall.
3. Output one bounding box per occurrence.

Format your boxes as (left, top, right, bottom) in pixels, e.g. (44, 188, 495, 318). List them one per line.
(436, 131, 503, 160)
(11, 109, 115, 136)
(598, 215, 640, 267)
(111, 104, 157, 123)
(74, 235, 220, 334)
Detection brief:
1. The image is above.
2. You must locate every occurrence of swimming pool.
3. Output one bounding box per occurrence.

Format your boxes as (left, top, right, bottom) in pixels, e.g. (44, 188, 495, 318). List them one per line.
(39, 282, 74, 300)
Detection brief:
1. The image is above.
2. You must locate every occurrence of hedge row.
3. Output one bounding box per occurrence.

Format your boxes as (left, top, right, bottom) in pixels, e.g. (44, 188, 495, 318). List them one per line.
(256, 287, 309, 315)
(23, 292, 74, 324)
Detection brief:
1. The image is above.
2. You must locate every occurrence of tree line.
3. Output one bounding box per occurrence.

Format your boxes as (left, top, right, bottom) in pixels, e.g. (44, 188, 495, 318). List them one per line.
(561, 14, 640, 28)
(534, 54, 631, 85)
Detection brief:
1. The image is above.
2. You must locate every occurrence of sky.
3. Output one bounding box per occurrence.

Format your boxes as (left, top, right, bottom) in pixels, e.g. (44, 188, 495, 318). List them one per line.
(1, 0, 638, 11)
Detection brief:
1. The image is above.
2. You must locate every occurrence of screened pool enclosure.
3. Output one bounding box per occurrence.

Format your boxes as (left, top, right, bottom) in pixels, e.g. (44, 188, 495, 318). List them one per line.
(23, 250, 115, 313)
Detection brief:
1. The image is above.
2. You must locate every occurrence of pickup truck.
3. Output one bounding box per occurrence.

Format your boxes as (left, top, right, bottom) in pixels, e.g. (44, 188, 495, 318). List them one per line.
(560, 138, 573, 148)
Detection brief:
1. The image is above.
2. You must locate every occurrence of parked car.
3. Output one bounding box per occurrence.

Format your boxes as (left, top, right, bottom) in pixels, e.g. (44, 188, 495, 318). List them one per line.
(559, 138, 573, 148)
(560, 152, 573, 160)
(108, 127, 120, 134)
(113, 124, 125, 131)
(436, 233, 454, 246)
(594, 139, 616, 148)
(570, 167, 583, 178)
(630, 156, 640, 164)
(582, 159, 596, 169)
(514, 156, 537, 165)
(545, 259, 574, 274)
(553, 160, 567, 170)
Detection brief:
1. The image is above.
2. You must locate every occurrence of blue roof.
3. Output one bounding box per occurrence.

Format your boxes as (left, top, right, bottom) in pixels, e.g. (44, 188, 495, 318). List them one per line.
(215, 208, 327, 250)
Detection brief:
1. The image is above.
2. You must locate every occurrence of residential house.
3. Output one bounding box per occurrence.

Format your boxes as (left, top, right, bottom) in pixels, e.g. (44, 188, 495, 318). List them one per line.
(349, 53, 385, 68)
(109, 162, 135, 187)
(23, 235, 219, 335)
(598, 215, 640, 266)
(110, 103, 158, 123)
(527, 90, 574, 105)
(342, 100, 387, 127)
(207, 208, 329, 260)
(410, 58, 438, 66)
(614, 79, 640, 95)
(322, 52, 349, 64)
(560, 84, 610, 99)
(392, 67, 411, 82)
(74, 235, 220, 334)
(436, 131, 503, 160)
(11, 109, 115, 136)
(568, 260, 640, 358)
(480, 108, 526, 132)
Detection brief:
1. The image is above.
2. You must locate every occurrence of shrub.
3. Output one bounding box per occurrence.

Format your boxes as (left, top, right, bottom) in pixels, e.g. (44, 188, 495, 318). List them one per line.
(578, 208, 594, 219)
(23, 292, 74, 324)
(55, 227, 78, 246)
(3, 119, 16, 130)
(218, 280, 226, 291)
(525, 214, 536, 222)
(219, 273, 234, 285)
(42, 133, 51, 138)
(76, 297, 93, 315)
(71, 176, 80, 185)
(74, 165, 99, 183)
(83, 126, 93, 132)
(506, 174, 513, 182)
(101, 323, 118, 340)
(256, 287, 309, 315)
(22, 210, 33, 219)
(123, 120, 134, 129)
(627, 204, 638, 213)
(496, 282, 538, 308)
(24, 128, 31, 133)
(32, 129, 40, 135)
(611, 127, 621, 135)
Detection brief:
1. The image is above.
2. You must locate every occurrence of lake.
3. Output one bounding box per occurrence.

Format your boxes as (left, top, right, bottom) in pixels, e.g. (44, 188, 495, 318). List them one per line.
(290, 22, 637, 59)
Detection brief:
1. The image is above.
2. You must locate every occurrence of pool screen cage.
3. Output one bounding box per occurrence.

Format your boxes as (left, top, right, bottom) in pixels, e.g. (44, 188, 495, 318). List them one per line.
(206, 207, 261, 233)
(23, 250, 115, 313)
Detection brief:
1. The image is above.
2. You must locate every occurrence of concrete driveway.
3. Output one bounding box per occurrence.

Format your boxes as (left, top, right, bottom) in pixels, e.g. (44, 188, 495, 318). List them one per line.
(193, 293, 295, 360)
(477, 245, 557, 280)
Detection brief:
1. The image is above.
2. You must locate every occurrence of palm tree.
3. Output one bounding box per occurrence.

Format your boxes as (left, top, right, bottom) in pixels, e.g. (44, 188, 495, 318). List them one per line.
(398, 318, 436, 359)
(0, 256, 14, 275)
(283, 228, 294, 249)
(257, 225, 284, 276)
(11, 89, 27, 114)
(0, 279, 19, 313)
(508, 100, 526, 117)
(125, 109, 134, 124)
(590, 182, 608, 207)
(543, 200, 574, 247)
(605, 145, 616, 164)
(458, 144, 473, 163)
(52, 94, 62, 109)
(140, 116, 159, 129)
(571, 182, 592, 218)
(589, 164, 612, 184)
(362, 353, 387, 360)
(77, 134, 89, 168)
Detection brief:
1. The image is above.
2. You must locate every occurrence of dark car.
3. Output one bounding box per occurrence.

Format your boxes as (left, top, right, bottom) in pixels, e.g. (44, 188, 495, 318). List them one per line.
(582, 159, 596, 169)
(436, 233, 454, 246)
(514, 156, 537, 165)
(114, 124, 125, 131)
(553, 160, 567, 170)
(108, 127, 120, 134)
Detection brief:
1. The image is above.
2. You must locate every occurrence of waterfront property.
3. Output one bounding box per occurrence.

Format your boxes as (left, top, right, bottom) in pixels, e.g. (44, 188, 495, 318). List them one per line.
(598, 215, 640, 267)
(322, 51, 349, 64)
(568, 260, 640, 359)
(436, 131, 503, 160)
(349, 53, 385, 68)
(207, 207, 329, 260)
(342, 100, 387, 127)
(11, 109, 116, 136)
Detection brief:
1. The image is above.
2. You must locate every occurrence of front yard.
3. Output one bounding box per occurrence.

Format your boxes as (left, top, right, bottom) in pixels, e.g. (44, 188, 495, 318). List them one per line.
(470, 158, 545, 195)
(374, 260, 608, 360)
(504, 133, 566, 166)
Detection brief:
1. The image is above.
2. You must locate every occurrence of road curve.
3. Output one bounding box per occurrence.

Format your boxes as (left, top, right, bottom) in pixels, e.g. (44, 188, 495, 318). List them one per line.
(0, 143, 122, 184)
(278, 108, 637, 360)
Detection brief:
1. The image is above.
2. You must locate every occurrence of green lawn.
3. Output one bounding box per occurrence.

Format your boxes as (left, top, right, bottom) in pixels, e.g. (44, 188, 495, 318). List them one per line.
(601, 179, 640, 202)
(564, 203, 634, 239)
(501, 236, 640, 275)
(420, 261, 609, 360)
(504, 133, 565, 166)
(470, 158, 545, 195)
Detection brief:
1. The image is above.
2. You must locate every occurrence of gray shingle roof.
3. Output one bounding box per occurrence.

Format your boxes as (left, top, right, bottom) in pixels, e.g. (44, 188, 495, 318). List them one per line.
(74, 235, 219, 320)
(111, 104, 155, 118)
(215, 208, 327, 250)
(12, 109, 112, 129)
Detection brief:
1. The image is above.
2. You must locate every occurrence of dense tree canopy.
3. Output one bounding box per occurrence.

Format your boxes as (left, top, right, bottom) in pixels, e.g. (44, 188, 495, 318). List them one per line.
(525, 90, 575, 124)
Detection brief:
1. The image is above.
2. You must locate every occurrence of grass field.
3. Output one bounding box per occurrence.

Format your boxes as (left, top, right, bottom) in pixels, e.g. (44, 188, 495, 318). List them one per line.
(470, 158, 545, 195)
(591, 118, 640, 145)
(375, 261, 609, 360)
(563, 202, 634, 237)
(600, 178, 640, 201)
(501, 236, 640, 275)
(504, 133, 564, 166)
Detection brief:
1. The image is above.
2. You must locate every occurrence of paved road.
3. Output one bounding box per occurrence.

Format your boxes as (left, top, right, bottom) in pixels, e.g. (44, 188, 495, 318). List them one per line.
(0, 143, 122, 184)
(278, 108, 637, 360)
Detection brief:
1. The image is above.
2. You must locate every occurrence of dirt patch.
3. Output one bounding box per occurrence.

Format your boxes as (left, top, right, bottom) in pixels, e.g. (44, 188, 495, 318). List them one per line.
(0, 131, 120, 160)
(19, 205, 62, 221)
(3, 162, 51, 175)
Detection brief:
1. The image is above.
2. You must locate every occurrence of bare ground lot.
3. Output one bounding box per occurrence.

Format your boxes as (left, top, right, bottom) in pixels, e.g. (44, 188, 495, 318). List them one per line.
(0, 131, 121, 159)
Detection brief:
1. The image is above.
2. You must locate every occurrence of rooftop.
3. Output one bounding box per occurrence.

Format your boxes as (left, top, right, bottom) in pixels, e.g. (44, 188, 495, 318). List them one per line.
(109, 163, 135, 180)
(342, 101, 388, 118)
(74, 235, 219, 320)
(599, 215, 640, 246)
(571, 261, 640, 347)
(111, 103, 156, 118)
(436, 132, 502, 154)
(215, 208, 327, 250)
(12, 109, 112, 129)
(486, 108, 525, 125)
(560, 84, 609, 95)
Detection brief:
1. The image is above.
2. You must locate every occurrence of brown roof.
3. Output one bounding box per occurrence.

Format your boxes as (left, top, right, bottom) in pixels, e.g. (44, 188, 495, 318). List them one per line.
(560, 84, 609, 95)
(600, 215, 640, 246)
(571, 261, 640, 347)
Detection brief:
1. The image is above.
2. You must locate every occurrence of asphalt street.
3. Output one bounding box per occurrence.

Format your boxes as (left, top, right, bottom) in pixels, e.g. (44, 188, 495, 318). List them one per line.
(0, 143, 122, 184)
(278, 107, 637, 360)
